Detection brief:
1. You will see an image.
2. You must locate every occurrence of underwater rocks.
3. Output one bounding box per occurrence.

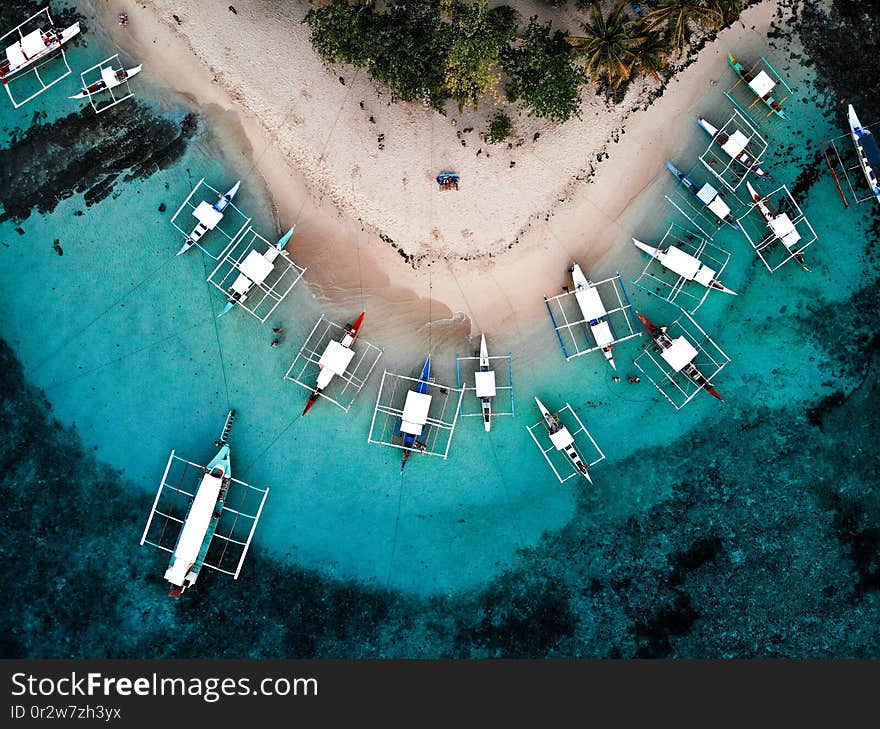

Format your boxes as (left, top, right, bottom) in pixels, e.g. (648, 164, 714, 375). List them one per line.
(0, 2, 85, 39)
(0, 337, 411, 659)
(791, 1, 880, 123)
(0, 104, 197, 223)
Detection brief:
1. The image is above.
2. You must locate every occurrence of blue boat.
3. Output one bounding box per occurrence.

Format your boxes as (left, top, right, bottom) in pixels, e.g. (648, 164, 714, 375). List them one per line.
(400, 356, 431, 472)
(667, 161, 742, 231)
(848, 104, 880, 204)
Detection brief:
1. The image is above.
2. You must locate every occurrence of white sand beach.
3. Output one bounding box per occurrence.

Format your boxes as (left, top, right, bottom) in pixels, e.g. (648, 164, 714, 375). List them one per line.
(95, 0, 783, 334)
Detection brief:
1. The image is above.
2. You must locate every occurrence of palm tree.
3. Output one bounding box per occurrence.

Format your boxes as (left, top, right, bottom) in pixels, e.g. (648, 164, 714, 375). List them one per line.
(645, 0, 724, 55)
(567, 1, 644, 89)
(706, 0, 745, 25)
(631, 26, 669, 82)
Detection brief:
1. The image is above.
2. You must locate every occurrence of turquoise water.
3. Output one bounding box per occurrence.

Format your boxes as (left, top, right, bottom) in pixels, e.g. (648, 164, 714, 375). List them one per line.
(1, 1, 879, 657)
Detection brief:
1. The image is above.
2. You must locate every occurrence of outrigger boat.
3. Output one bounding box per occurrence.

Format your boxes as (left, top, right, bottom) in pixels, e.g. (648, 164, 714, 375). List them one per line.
(177, 180, 241, 256)
(302, 311, 365, 415)
(847, 104, 880, 204)
(632, 238, 737, 295)
(400, 356, 431, 472)
(570, 263, 618, 370)
(69, 62, 142, 99)
(0, 18, 80, 85)
(218, 226, 294, 317)
(667, 162, 741, 230)
(534, 397, 592, 483)
(728, 53, 787, 120)
(697, 116, 769, 179)
(163, 412, 236, 599)
(745, 181, 809, 270)
(638, 313, 722, 402)
(477, 334, 493, 432)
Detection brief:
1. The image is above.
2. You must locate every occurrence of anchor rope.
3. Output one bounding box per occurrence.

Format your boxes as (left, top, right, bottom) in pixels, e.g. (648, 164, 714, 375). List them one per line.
(240, 414, 301, 473)
(201, 253, 231, 411)
(42, 317, 209, 393)
(31, 255, 175, 371)
(384, 471, 405, 590)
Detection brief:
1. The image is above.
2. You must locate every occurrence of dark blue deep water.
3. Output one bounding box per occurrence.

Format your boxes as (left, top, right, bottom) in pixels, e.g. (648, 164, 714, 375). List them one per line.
(0, 0, 878, 657)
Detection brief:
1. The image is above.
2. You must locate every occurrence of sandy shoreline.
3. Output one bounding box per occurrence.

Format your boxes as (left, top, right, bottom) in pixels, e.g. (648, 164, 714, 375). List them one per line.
(91, 0, 782, 335)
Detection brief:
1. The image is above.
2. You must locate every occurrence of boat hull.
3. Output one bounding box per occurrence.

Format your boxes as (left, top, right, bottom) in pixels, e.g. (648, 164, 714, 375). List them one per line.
(69, 64, 142, 99)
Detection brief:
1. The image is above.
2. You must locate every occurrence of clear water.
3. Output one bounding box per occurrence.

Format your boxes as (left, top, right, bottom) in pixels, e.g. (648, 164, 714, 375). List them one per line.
(0, 4, 876, 609)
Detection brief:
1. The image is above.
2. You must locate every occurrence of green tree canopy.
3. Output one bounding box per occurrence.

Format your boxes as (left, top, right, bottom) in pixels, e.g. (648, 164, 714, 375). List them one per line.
(567, 1, 645, 89)
(502, 17, 585, 123)
(442, 1, 518, 110)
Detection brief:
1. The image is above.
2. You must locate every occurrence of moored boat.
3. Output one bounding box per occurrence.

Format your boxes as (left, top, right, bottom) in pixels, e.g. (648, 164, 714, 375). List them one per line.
(570, 263, 617, 370)
(0, 20, 80, 83)
(745, 182, 809, 270)
(632, 238, 737, 295)
(477, 334, 494, 432)
(69, 63, 142, 99)
(400, 356, 431, 472)
(163, 439, 232, 599)
(218, 225, 295, 317)
(534, 397, 592, 483)
(697, 116, 769, 179)
(727, 53, 787, 120)
(177, 180, 241, 256)
(667, 161, 741, 230)
(637, 312, 723, 402)
(847, 104, 880, 204)
(302, 311, 365, 415)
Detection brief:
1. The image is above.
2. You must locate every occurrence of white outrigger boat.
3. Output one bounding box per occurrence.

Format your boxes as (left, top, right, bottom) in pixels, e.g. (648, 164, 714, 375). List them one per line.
(847, 104, 880, 204)
(1, 10, 80, 108)
(218, 226, 294, 317)
(302, 311, 365, 415)
(570, 263, 618, 370)
(667, 162, 741, 231)
(177, 180, 241, 256)
(162, 441, 232, 599)
(697, 116, 769, 179)
(534, 397, 592, 483)
(632, 238, 737, 296)
(638, 313, 722, 402)
(476, 334, 495, 431)
(69, 62, 142, 100)
(745, 181, 809, 270)
(140, 410, 270, 599)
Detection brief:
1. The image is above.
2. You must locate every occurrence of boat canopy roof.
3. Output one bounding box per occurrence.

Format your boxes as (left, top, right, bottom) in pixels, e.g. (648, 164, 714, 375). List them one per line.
(239, 249, 274, 284)
(696, 182, 719, 204)
(549, 426, 575, 450)
(661, 336, 698, 372)
(589, 319, 615, 348)
(318, 340, 356, 376)
(663, 246, 702, 280)
(100, 66, 118, 86)
(21, 29, 48, 58)
(164, 472, 225, 587)
(229, 273, 253, 295)
(574, 281, 608, 319)
(706, 195, 732, 220)
(768, 214, 802, 249)
(193, 201, 224, 229)
(748, 70, 776, 97)
(693, 265, 718, 287)
(474, 370, 496, 397)
(721, 130, 749, 157)
(401, 391, 432, 435)
(5, 40, 27, 69)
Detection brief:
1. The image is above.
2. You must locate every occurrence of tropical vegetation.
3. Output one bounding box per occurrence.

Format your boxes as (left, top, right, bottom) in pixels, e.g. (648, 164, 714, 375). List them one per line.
(303, 0, 746, 126)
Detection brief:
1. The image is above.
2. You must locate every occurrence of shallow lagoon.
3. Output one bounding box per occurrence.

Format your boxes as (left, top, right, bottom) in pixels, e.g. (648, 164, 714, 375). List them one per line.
(0, 0, 878, 657)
